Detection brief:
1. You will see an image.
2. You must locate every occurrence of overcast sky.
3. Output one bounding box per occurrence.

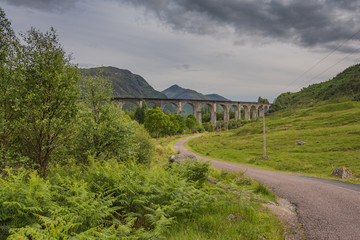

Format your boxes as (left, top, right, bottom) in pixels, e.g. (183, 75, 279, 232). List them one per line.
(1, 0, 360, 101)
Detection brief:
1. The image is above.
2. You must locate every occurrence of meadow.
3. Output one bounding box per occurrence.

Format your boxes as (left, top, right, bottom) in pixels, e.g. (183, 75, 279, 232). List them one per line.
(187, 101, 360, 183)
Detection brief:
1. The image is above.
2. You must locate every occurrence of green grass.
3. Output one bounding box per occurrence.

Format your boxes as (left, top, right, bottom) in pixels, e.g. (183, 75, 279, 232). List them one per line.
(188, 102, 360, 183)
(166, 169, 283, 240)
(153, 137, 284, 240)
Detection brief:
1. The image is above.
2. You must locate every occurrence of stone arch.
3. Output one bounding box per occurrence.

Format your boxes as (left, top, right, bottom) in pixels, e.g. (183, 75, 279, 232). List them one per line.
(163, 102, 179, 114)
(243, 105, 251, 120)
(201, 102, 216, 126)
(181, 102, 195, 118)
(145, 100, 161, 110)
(258, 105, 264, 118)
(250, 105, 259, 120)
(229, 104, 240, 120)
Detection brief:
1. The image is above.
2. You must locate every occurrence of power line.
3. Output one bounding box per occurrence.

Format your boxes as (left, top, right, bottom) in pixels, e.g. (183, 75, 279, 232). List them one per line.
(271, 29, 360, 100)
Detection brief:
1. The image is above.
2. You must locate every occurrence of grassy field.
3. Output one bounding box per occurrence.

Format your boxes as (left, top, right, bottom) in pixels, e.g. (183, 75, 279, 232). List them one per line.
(187, 101, 360, 183)
(153, 136, 284, 239)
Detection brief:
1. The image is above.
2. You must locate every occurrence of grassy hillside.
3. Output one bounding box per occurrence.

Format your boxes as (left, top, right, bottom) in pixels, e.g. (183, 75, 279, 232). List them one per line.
(81, 66, 167, 98)
(188, 101, 360, 183)
(274, 64, 360, 110)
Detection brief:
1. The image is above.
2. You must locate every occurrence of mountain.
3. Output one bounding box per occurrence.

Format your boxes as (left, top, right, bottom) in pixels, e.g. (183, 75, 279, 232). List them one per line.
(162, 84, 229, 101)
(273, 64, 360, 111)
(205, 94, 229, 101)
(80, 66, 167, 99)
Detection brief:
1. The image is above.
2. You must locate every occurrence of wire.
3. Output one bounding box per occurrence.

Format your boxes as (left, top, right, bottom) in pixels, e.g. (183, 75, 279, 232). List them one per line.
(271, 29, 360, 100)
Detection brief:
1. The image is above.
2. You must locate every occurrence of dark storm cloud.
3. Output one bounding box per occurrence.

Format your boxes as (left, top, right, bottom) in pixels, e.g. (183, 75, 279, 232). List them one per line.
(1, 0, 80, 11)
(119, 0, 360, 51)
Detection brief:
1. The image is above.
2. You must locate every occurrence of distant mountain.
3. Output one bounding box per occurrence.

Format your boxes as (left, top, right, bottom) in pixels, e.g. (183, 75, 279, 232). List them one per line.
(162, 84, 229, 101)
(205, 94, 229, 101)
(274, 64, 360, 111)
(80, 66, 167, 99)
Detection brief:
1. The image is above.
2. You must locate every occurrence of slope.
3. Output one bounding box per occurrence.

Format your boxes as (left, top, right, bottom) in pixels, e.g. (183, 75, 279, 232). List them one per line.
(187, 101, 360, 183)
(80, 66, 167, 98)
(274, 64, 360, 110)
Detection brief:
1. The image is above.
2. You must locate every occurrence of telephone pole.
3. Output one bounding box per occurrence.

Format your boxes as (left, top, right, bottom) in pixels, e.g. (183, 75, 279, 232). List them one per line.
(263, 112, 266, 157)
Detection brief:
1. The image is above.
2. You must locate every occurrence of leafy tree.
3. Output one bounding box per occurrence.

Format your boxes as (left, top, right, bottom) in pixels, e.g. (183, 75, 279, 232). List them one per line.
(0, 8, 23, 168)
(73, 73, 138, 163)
(134, 101, 147, 124)
(144, 107, 170, 138)
(185, 114, 198, 132)
(258, 96, 269, 104)
(17, 27, 80, 175)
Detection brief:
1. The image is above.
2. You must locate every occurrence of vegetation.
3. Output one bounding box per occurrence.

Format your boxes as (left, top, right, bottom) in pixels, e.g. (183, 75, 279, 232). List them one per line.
(273, 64, 360, 111)
(188, 101, 360, 183)
(0, 8, 284, 239)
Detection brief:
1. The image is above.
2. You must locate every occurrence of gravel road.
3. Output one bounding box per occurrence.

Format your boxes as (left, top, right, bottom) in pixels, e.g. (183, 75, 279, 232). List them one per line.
(174, 135, 360, 240)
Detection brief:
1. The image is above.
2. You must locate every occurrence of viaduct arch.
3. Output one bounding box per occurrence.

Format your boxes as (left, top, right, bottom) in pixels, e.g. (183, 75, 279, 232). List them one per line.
(114, 97, 272, 126)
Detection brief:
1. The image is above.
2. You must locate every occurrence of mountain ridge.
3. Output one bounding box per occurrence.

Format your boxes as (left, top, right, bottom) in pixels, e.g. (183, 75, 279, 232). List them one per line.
(162, 84, 229, 101)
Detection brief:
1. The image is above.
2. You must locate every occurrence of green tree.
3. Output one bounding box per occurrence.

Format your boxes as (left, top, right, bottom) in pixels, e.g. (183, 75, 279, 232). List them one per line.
(134, 101, 147, 124)
(0, 8, 23, 168)
(258, 96, 269, 104)
(74, 72, 137, 162)
(17, 27, 80, 175)
(185, 114, 198, 132)
(144, 107, 170, 138)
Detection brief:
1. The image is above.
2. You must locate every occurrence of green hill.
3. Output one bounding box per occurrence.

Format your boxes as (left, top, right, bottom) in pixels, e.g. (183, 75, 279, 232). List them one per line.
(162, 84, 229, 100)
(80, 66, 167, 99)
(274, 64, 360, 111)
(187, 101, 360, 183)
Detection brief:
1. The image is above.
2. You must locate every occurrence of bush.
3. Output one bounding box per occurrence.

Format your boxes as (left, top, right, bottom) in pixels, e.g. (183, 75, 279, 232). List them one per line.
(171, 159, 210, 186)
(202, 122, 215, 132)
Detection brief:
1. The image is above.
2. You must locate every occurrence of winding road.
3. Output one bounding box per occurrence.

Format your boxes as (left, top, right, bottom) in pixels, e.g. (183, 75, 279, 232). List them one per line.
(174, 135, 360, 240)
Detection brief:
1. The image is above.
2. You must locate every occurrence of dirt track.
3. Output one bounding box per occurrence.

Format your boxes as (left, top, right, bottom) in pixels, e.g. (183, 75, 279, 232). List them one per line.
(174, 135, 360, 240)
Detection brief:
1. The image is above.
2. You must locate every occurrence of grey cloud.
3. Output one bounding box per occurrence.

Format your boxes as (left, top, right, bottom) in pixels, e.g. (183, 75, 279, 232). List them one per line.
(118, 0, 360, 52)
(1, 0, 81, 11)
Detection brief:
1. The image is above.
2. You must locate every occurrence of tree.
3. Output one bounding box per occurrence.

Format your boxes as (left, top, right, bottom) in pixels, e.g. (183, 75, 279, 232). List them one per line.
(17, 27, 80, 175)
(0, 8, 23, 168)
(144, 107, 170, 138)
(134, 101, 147, 124)
(73, 72, 138, 162)
(258, 96, 269, 104)
(185, 114, 198, 132)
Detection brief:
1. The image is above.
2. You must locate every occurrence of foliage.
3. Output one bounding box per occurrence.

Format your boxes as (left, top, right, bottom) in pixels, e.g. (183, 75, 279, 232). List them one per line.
(0, 8, 24, 169)
(134, 101, 147, 124)
(258, 96, 270, 104)
(185, 114, 198, 132)
(202, 122, 214, 132)
(15, 27, 80, 176)
(144, 107, 171, 138)
(0, 158, 217, 239)
(170, 159, 210, 186)
(273, 64, 360, 111)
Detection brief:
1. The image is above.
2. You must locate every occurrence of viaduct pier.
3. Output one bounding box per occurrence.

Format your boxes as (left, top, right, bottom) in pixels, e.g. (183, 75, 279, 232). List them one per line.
(114, 97, 272, 126)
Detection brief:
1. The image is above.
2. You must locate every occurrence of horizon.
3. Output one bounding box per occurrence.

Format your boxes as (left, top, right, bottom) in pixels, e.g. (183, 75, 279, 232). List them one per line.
(1, 0, 360, 102)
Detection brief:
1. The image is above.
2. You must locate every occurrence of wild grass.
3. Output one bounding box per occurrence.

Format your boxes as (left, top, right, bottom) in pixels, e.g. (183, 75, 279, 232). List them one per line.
(188, 101, 360, 183)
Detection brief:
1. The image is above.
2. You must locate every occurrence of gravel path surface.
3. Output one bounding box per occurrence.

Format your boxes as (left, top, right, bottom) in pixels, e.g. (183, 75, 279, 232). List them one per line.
(174, 135, 360, 240)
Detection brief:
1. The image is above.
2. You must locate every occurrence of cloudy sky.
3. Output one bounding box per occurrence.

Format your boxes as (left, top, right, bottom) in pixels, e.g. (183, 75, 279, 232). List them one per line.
(1, 0, 360, 101)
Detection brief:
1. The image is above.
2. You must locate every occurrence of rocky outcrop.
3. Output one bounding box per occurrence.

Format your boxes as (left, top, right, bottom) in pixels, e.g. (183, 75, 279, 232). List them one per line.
(331, 167, 355, 179)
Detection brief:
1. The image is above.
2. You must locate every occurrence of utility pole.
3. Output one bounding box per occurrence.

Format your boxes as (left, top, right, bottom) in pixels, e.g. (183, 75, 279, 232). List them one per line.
(263, 112, 266, 157)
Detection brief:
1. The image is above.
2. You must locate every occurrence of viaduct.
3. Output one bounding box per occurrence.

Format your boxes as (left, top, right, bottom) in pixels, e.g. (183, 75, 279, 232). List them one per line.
(114, 97, 272, 127)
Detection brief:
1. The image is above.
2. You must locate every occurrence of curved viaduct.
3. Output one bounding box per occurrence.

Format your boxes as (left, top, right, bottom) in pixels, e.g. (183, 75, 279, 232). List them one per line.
(114, 97, 272, 126)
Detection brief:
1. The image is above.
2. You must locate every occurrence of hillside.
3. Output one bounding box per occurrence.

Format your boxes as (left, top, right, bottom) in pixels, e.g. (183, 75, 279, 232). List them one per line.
(188, 101, 360, 183)
(273, 64, 360, 110)
(162, 84, 229, 100)
(80, 66, 167, 99)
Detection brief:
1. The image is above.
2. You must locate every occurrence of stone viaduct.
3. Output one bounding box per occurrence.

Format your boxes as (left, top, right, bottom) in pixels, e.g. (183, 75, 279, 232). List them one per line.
(113, 97, 272, 126)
